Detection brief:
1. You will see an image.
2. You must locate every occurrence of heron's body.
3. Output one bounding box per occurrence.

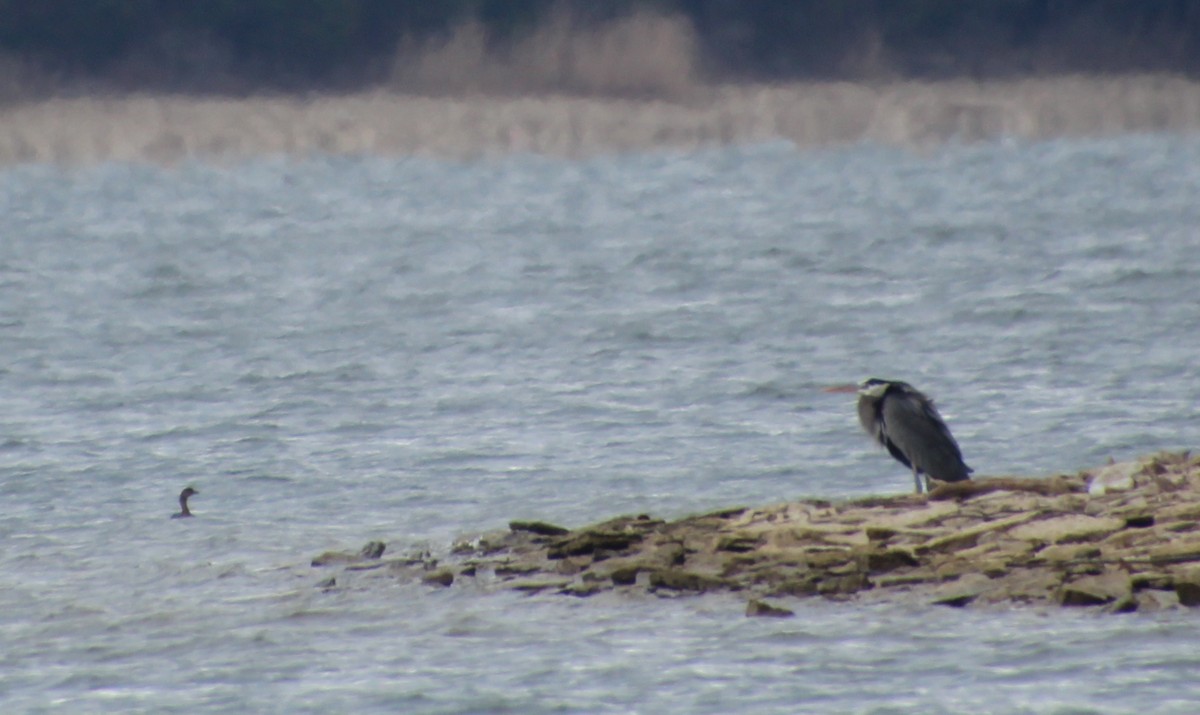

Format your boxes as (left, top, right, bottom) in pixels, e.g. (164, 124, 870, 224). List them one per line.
(855, 379, 971, 493)
(172, 487, 198, 519)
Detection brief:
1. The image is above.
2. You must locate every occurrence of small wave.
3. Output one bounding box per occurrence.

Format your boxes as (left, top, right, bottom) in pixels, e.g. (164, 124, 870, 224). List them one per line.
(241, 474, 295, 484)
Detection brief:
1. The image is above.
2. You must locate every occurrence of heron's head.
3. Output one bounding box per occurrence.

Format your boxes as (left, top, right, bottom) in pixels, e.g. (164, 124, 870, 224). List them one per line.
(858, 378, 893, 398)
(823, 378, 891, 397)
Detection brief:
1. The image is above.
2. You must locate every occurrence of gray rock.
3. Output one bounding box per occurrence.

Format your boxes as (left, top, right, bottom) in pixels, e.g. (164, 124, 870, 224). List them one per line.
(359, 541, 387, 559)
(931, 573, 992, 607)
(422, 569, 455, 588)
(746, 599, 794, 618)
(509, 520, 570, 536)
(1059, 572, 1133, 608)
(1174, 566, 1200, 607)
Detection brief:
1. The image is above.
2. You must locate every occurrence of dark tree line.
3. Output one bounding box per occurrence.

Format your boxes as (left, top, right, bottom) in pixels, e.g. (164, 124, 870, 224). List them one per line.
(681, 0, 1200, 78)
(1, 0, 1198, 93)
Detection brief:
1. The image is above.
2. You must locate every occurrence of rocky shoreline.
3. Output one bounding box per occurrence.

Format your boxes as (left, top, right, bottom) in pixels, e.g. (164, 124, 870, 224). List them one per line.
(312, 452, 1200, 615)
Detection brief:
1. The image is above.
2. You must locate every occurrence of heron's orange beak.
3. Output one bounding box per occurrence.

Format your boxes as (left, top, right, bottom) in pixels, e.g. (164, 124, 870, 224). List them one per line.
(823, 383, 860, 394)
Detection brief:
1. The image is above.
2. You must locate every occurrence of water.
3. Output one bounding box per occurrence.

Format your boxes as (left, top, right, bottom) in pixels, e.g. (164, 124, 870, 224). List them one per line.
(2, 135, 1199, 713)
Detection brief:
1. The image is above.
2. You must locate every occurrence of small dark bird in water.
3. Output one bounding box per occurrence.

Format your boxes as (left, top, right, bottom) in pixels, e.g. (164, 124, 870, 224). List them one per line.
(828, 379, 972, 494)
(172, 487, 198, 518)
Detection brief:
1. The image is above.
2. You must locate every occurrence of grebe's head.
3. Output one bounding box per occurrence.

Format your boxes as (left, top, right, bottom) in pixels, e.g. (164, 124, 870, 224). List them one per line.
(180, 487, 198, 499)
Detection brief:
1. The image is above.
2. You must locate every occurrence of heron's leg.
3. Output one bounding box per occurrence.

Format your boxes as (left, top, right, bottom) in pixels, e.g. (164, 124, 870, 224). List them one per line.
(913, 468, 927, 494)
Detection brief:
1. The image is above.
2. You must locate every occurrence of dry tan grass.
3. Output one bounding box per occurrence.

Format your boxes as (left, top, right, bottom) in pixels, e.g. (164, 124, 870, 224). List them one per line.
(390, 9, 699, 99)
(1, 75, 1199, 165)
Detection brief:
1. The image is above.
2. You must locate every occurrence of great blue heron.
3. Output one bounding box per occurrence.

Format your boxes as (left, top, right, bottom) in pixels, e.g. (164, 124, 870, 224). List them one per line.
(828, 378, 972, 493)
(172, 487, 198, 519)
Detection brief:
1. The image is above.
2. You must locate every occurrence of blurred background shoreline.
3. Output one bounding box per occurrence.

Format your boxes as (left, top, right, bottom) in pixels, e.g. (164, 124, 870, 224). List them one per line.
(2, 2, 1199, 164)
(3, 76, 1200, 165)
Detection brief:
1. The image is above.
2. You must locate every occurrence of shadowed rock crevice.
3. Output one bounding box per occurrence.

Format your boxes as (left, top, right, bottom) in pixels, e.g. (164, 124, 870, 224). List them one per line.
(314, 452, 1200, 613)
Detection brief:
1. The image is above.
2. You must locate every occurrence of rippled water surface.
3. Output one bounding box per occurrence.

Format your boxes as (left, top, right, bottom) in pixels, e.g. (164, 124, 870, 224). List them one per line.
(2, 136, 1200, 713)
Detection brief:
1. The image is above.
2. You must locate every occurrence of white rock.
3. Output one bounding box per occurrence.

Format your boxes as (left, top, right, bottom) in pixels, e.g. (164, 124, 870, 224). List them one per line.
(1088, 461, 1138, 496)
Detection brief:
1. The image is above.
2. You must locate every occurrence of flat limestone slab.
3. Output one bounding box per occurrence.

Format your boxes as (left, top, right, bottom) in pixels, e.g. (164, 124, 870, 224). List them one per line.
(1008, 515, 1125, 544)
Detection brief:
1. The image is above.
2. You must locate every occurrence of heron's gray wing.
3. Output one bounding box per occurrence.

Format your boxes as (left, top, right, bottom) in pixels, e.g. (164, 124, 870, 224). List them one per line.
(880, 395, 971, 481)
(858, 394, 914, 469)
(857, 395, 885, 443)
